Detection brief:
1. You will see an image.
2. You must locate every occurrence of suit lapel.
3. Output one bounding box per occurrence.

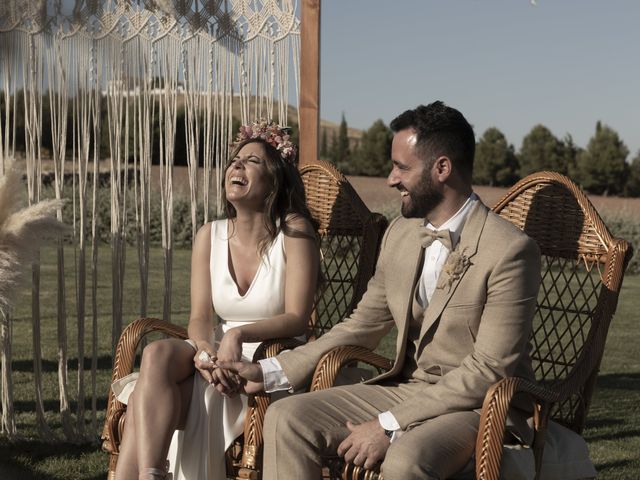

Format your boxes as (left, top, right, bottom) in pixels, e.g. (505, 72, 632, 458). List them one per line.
(416, 202, 489, 351)
(391, 219, 425, 373)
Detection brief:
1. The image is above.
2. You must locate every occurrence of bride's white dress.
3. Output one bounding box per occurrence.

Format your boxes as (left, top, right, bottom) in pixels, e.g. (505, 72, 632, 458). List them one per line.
(113, 219, 287, 479)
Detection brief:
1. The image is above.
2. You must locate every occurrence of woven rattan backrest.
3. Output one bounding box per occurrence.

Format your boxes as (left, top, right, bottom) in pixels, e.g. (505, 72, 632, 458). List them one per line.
(300, 160, 387, 339)
(492, 172, 632, 433)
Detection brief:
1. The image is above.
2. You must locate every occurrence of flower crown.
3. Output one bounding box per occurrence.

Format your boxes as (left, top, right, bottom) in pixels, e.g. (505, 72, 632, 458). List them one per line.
(234, 120, 297, 163)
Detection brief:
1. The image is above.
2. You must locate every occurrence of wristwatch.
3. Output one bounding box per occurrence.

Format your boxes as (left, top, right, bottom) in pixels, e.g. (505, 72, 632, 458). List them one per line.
(383, 428, 394, 440)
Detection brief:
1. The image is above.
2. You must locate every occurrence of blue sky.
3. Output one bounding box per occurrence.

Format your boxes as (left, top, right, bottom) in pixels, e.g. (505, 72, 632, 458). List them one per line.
(319, 0, 640, 158)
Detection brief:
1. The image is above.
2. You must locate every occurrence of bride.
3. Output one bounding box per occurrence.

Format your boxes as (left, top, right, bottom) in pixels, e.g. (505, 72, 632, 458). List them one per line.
(113, 121, 320, 480)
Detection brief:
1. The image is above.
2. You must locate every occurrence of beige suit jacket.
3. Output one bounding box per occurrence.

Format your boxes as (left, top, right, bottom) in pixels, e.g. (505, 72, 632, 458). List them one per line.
(278, 201, 541, 431)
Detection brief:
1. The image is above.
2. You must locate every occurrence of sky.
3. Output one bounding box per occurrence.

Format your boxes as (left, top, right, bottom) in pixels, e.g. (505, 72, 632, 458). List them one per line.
(318, 0, 640, 158)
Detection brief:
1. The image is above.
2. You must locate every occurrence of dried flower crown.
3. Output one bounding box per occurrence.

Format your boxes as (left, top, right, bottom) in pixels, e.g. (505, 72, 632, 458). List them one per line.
(234, 120, 297, 163)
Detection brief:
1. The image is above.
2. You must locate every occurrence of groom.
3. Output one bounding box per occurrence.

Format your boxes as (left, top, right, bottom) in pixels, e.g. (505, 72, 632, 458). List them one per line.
(221, 101, 541, 479)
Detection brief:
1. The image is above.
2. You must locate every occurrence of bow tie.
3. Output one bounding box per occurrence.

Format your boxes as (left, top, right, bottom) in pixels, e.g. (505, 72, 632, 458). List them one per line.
(420, 228, 453, 251)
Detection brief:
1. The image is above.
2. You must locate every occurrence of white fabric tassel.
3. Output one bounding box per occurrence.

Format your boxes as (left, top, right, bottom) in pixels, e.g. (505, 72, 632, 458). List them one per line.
(158, 41, 179, 322)
(0, 0, 301, 439)
(47, 32, 76, 441)
(1, 310, 16, 437)
(90, 64, 102, 437)
(21, 30, 55, 441)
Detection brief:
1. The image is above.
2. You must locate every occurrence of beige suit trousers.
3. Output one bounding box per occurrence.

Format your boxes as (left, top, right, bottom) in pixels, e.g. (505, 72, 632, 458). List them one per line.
(263, 382, 479, 480)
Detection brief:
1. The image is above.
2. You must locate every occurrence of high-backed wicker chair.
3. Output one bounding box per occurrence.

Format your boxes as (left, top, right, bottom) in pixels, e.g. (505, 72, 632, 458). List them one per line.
(312, 171, 633, 480)
(101, 159, 388, 480)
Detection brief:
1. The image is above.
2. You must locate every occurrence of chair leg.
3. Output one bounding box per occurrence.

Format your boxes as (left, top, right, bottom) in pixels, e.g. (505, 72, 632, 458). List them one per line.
(236, 440, 259, 478)
(234, 392, 271, 480)
(107, 452, 118, 480)
(532, 403, 550, 480)
(236, 466, 259, 480)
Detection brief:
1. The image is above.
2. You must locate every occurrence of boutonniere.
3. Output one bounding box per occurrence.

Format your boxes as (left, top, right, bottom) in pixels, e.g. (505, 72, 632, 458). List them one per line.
(437, 249, 471, 291)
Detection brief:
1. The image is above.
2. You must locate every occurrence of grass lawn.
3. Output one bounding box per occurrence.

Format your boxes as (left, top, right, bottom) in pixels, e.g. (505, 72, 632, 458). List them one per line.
(1, 245, 639, 479)
(582, 272, 640, 477)
(1, 244, 193, 479)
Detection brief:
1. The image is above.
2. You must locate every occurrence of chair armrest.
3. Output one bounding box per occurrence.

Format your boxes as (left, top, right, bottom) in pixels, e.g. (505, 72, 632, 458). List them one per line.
(475, 376, 561, 480)
(238, 344, 392, 478)
(251, 337, 305, 361)
(309, 346, 391, 480)
(236, 337, 306, 477)
(310, 346, 393, 392)
(101, 318, 187, 455)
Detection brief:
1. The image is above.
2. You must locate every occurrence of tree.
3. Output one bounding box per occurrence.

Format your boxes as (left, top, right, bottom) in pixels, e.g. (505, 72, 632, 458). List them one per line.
(473, 127, 518, 186)
(320, 128, 329, 159)
(519, 124, 567, 176)
(349, 119, 393, 176)
(332, 113, 350, 171)
(624, 151, 640, 197)
(328, 130, 337, 165)
(287, 120, 299, 153)
(562, 133, 582, 182)
(0, 91, 26, 152)
(574, 122, 629, 195)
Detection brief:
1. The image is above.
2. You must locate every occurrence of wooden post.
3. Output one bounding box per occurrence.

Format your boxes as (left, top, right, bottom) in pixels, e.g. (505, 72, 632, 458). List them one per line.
(299, 0, 320, 167)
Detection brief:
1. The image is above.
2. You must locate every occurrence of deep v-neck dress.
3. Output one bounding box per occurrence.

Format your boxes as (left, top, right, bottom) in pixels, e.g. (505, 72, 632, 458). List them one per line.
(211, 218, 287, 357)
(167, 219, 287, 479)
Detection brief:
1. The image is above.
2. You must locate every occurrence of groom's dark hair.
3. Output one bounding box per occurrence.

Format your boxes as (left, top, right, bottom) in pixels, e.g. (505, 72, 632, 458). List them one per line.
(390, 101, 475, 182)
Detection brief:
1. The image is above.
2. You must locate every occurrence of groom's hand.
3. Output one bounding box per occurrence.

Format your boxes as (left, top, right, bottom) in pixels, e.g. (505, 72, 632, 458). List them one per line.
(216, 360, 265, 394)
(337, 419, 390, 470)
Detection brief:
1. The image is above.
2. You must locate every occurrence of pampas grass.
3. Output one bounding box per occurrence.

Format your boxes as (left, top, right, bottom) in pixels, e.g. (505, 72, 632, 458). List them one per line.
(0, 167, 66, 311)
(0, 162, 65, 437)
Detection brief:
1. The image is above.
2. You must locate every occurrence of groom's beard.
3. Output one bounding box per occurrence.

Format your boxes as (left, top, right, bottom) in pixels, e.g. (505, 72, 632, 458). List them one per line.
(400, 174, 443, 219)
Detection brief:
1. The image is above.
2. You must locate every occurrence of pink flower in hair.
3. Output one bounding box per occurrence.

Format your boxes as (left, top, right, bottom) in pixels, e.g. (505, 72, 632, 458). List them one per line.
(233, 120, 297, 163)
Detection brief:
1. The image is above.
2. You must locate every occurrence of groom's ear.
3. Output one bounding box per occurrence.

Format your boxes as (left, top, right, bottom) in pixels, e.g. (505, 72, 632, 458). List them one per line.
(433, 155, 452, 181)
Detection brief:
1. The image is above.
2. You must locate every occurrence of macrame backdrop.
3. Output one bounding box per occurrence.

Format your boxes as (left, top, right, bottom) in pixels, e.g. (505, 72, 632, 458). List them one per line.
(0, 0, 300, 441)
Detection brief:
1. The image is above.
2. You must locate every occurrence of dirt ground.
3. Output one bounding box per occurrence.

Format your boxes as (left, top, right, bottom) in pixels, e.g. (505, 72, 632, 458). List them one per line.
(346, 175, 640, 220)
(163, 165, 640, 220)
(27, 156, 640, 221)
(143, 165, 640, 222)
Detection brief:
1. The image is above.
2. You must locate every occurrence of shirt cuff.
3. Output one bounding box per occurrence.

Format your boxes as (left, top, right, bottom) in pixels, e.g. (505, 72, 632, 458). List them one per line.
(258, 357, 292, 393)
(378, 411, 403, 443)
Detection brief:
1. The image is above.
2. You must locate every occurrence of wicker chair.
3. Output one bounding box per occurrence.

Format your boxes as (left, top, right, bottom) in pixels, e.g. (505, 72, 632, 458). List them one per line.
(312, 171, 634, 480)
(100, 160, 387, 480)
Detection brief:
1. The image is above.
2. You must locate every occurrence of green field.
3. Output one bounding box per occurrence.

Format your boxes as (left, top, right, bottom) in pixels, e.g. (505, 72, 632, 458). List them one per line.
(0, 244, 639, 479)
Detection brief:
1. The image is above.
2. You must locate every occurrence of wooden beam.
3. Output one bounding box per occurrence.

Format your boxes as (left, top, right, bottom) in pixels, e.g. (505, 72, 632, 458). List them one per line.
(299, 0, 320, 167)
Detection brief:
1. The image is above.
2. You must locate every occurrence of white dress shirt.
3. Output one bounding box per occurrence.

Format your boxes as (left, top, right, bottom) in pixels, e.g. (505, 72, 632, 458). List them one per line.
(259, 193, 479, 441)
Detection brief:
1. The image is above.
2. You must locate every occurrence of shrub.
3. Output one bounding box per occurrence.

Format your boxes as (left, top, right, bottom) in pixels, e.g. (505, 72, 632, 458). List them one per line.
(43, 183, 218, 247)
(378, 206, 639, 275)
(601, 213, 640, 275)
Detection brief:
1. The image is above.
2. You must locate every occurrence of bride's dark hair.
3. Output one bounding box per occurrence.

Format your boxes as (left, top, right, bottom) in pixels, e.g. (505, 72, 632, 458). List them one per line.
(222, 138, 318, 258)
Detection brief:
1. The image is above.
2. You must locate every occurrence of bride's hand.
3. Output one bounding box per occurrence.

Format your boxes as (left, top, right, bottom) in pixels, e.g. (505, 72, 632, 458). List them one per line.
(194, 344, 240, 396)
(193, 341, 217, 384)
(216, 360, 264, 394)
(216, 329, 243, 364)
(216, 330, 245, 392)
(210, 367, 242, 397)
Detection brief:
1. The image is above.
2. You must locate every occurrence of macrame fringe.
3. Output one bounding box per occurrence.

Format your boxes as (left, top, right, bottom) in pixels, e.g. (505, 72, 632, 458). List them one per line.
(0, 0, 300, 442)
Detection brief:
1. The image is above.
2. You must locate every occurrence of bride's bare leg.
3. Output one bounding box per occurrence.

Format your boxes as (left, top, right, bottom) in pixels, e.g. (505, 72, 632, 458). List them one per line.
(114, 338, 197, 479)
(115, 391, 139, 479)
